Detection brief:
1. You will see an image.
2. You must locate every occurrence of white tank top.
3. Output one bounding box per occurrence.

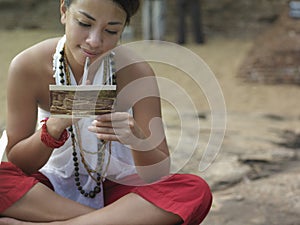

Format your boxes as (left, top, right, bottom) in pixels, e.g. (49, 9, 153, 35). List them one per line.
(39, 36, 136, 209)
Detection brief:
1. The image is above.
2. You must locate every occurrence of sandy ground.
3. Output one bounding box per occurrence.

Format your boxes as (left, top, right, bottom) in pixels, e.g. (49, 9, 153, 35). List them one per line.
(1, 30, 300, 224)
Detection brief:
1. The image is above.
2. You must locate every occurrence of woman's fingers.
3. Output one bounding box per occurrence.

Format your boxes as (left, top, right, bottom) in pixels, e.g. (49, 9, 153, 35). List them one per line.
(96, 112, 132, 122)
(88, 112, 137, 143)
(93, 112, 133, 129)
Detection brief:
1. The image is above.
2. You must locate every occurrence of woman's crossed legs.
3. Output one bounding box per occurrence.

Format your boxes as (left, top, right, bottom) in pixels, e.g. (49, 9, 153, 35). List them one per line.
(0, 182, 182, 225)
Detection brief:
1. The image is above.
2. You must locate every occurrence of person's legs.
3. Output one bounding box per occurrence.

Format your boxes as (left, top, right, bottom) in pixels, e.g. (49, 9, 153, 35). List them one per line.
(1, 183, 94, 222)
(0, 162, 93, 222)
(104, 174, 212, 225)
(1, 162, 211, 225)
(190, 0, 205, 43)
(0, 192, 182, 225)
(177, 0, 187, 44)
(63, 192, 182, 225)
(63, 174, 212, 225)
(142, 0, 152, 40)
(152, 0, 166, 40)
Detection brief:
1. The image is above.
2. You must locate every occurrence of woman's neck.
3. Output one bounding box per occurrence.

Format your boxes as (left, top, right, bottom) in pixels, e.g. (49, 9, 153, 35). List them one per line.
(65, 47, 84, 85)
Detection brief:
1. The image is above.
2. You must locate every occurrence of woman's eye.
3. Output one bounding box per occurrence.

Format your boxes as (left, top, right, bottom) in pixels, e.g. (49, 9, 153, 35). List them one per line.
(78, 21, 90, 27)
(105, 29, 118, 35)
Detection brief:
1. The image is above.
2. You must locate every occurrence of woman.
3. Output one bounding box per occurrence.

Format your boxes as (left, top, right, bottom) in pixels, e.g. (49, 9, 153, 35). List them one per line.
(0, 0, 212, 224)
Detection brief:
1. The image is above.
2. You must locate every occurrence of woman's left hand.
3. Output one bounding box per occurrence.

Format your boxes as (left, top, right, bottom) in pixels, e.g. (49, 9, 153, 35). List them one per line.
(88, 112, 146, 147)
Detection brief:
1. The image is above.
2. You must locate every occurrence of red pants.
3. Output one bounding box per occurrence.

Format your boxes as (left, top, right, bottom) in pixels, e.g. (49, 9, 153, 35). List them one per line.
(0, 162, 212, 225)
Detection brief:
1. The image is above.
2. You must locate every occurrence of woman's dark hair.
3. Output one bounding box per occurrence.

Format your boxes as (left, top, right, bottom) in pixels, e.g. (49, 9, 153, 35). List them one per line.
(64, 0, 140, 25)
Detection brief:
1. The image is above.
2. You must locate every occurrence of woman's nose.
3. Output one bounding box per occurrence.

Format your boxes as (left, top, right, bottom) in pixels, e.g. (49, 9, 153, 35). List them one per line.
(86, 30, 102, 48)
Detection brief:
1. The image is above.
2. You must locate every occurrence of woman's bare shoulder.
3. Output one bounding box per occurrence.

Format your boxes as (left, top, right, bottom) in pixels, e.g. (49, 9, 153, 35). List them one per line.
(9, 37, 60, 78)
(12, 37, 59, 62)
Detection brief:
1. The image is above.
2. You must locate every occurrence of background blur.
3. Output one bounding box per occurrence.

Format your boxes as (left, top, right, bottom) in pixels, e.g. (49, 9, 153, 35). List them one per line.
(0, 0, 288, 37)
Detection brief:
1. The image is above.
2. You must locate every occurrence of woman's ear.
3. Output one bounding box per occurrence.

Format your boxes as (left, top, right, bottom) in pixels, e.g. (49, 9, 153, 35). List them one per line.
(60, 0, 67, 25)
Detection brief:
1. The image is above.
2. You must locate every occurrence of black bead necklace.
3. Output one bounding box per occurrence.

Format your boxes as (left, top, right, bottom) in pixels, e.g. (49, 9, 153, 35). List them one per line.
(58, 47, 113, 199)
(69, 126, 102, 198)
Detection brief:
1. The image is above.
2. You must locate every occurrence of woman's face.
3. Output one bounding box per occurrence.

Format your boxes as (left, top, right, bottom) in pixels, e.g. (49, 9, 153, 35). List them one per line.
(61, 0, 126, 66)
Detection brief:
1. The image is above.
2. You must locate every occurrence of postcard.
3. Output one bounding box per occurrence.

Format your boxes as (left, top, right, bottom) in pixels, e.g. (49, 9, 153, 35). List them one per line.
(49, 85, 117, 118)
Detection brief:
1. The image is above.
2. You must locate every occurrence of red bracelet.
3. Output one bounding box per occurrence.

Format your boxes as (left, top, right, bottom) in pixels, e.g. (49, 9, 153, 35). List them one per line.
(40, 118, 69, 148)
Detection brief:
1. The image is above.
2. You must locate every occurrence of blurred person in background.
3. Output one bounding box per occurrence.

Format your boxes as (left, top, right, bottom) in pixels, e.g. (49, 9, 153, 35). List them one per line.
(177, 0, 205, 44)
(142, 0, 166, 40)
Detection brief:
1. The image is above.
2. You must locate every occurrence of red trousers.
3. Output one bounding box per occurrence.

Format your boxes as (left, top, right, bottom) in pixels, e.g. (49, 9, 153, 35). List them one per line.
(0, 162, 212, 225)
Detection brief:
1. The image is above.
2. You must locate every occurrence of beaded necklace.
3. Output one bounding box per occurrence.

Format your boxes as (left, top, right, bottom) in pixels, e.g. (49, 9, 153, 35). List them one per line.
(58, 47, 115, 198)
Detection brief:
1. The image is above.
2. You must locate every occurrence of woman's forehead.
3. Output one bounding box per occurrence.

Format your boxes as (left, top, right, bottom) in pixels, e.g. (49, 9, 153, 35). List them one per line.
(70, 0, 127, 20)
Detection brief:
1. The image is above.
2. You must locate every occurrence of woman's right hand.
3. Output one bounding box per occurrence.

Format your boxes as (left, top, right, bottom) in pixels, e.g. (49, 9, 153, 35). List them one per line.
(45, 117, 78, 140)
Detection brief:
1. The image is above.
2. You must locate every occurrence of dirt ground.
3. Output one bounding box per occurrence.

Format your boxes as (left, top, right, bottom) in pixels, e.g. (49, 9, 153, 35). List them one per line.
(239, 8, 300, 85)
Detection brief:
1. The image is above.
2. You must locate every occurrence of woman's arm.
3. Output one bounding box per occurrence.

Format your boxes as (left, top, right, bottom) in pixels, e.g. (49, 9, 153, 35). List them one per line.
(89, 61, 170, 182)
(5, 40, 71, 174)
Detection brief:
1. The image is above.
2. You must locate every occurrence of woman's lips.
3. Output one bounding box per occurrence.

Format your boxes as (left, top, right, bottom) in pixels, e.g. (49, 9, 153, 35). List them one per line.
(82, 48, 99, 58)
